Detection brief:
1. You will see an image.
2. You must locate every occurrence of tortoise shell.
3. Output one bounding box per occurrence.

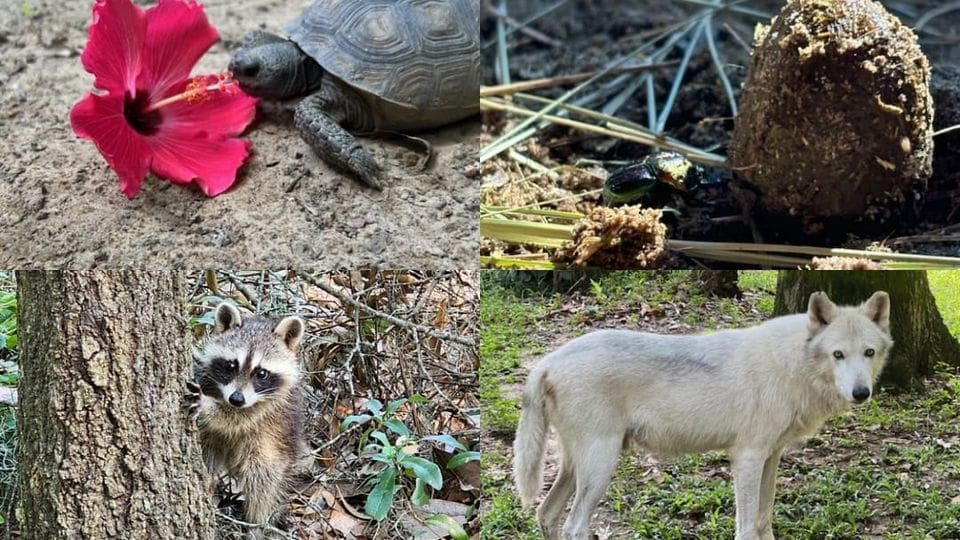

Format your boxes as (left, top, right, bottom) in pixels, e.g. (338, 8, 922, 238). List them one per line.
(284, 0, 480, 130)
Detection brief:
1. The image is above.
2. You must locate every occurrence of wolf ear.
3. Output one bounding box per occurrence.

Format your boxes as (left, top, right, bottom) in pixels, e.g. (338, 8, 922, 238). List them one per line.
(274, 316, 305, 351)
(860, 291, 890, 332)
(214, 302, 243, 333)
(807, 291, 838, 333)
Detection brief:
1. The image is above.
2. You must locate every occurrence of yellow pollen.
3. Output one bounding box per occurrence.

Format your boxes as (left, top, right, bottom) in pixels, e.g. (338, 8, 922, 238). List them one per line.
(144, 71, 238, 112)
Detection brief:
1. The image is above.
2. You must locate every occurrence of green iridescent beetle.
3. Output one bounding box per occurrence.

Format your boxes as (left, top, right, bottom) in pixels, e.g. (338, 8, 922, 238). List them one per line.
(603, 152, 719, 206)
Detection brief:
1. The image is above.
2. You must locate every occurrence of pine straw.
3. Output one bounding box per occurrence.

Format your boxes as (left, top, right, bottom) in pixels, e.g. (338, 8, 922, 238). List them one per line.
(481, 209, 960, 268)
(186, 270, 480, 540)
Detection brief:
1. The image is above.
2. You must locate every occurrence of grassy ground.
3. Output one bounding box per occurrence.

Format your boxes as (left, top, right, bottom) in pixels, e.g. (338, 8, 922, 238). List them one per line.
(480, 271, 960, 539)
(929, 271, 960, 339)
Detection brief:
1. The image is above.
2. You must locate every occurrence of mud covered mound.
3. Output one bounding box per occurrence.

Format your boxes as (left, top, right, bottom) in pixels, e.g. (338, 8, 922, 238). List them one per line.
(0, 0, 478, 267)
(730, 0, 933, 220)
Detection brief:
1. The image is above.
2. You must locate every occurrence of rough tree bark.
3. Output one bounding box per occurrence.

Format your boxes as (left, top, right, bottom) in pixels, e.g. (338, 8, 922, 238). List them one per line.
(693, 270, 740, 298)
(16, 270, 213, 539)
(774, 270, 960, 389)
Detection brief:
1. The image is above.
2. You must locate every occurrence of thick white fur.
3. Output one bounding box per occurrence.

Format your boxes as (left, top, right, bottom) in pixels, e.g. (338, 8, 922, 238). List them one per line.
(514, 291, 892, 540)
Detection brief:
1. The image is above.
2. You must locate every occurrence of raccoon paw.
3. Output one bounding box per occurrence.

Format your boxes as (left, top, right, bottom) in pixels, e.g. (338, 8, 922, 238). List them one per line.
(184, 381, 202, 420)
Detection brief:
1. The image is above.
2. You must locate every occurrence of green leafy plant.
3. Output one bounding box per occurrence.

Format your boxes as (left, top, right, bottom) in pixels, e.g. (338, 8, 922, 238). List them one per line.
(0, 289, 18, 356)
(342, 396, 479, 529)
(589, 279, 606, 302)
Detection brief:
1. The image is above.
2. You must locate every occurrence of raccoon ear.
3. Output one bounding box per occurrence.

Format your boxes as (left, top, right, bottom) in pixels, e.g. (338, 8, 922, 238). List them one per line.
(274, 316, 305, 351)
(214, 302, 243, 333)
(860, 291, 890, 332)
(807, 291, 838, 333)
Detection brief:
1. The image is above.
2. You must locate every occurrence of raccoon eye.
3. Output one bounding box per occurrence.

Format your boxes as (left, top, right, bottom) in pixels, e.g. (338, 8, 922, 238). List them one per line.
(832, 350, 844, 360)
(864, 348, 875, 357)
(255, 368, 269, 380)
(226, 359, 238, 371)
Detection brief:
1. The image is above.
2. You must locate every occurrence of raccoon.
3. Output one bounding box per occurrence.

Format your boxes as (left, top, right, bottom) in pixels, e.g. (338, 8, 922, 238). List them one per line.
(188, 302, 310, 533)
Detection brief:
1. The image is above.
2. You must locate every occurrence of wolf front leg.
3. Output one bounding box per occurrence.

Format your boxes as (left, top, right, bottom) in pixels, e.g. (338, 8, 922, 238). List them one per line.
(294, 84, 382, 189)
(731, 448, 767, 540)
(756, 448, 783, 540)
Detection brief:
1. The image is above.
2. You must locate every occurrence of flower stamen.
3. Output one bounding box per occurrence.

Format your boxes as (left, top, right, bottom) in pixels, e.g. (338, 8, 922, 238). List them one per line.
(144, 71, 238, 112)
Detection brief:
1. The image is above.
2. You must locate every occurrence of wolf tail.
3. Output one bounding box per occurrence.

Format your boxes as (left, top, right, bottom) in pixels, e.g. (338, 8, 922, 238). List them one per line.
(513, 368, 549, 508)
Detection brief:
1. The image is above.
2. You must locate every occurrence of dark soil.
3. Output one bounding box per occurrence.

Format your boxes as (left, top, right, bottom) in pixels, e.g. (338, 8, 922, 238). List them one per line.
(481, 0, 960, 261)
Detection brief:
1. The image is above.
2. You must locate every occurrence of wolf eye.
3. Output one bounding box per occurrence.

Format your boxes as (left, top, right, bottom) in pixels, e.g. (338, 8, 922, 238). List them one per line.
(255, 368, 269, 380)
(832, 351, 844, 359)
(864, 348, 875, 357)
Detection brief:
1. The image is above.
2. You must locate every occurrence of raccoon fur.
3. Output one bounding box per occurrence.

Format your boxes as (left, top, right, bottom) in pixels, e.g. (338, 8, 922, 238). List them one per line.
(189, 302, 311, 532)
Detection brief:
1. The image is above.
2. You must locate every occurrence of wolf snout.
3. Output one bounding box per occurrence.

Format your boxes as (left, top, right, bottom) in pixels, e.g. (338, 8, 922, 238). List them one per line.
(852, 386, 871, 403)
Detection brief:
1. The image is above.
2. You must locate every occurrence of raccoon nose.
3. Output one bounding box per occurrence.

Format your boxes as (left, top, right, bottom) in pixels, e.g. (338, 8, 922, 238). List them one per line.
(852, 386, 871, 403)
(228, 391, 246, 407)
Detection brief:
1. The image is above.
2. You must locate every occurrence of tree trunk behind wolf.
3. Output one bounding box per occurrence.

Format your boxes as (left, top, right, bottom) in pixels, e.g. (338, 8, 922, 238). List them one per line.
(773, 270, 960, 389)
(15, 270, 214, 539)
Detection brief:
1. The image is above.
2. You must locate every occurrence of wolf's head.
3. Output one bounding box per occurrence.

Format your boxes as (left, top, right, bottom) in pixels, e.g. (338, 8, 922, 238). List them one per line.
(806, 291, 893, 404)
(194, 302, 304, 411)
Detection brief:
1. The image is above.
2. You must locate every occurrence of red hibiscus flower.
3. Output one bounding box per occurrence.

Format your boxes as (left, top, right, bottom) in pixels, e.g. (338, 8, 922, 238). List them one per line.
(70, 0, 258, 198)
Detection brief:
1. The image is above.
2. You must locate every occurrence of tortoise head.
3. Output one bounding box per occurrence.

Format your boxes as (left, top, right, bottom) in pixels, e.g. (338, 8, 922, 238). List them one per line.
(229, 36, 323, 99)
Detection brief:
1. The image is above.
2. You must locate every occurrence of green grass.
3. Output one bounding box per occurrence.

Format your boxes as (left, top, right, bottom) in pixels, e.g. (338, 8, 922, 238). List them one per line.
(480, 270, 960, 540)
(479, 280, 548, 540)
(479, 281, 548, 434)
(928, 270, 960, 339)
(739, 270, 777, 315)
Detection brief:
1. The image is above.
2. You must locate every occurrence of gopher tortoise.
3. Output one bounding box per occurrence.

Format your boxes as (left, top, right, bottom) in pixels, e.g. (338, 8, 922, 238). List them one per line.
(229, 0, 480, 189)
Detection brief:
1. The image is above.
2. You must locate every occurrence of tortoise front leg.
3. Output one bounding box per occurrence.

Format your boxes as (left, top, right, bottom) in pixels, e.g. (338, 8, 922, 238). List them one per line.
(294, 86, 381, 189)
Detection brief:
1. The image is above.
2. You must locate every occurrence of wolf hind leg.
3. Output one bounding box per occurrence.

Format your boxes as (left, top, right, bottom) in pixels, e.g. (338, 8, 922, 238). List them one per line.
(731, 448, 767, 540)
(538, 454, 576, 539)
(756, 448, 783, 540)
(561, 436, 621, 540)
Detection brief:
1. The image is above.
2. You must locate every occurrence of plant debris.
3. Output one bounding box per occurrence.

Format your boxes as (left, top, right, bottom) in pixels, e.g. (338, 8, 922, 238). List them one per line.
(811, 256, 884, 270)
(553, 206, 666, 268)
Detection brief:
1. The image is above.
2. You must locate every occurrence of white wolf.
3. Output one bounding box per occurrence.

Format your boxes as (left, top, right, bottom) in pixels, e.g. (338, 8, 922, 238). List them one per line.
(513, 291, 892, 540)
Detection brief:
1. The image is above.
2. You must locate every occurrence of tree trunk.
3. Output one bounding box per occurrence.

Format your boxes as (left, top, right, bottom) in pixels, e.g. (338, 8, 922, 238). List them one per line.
(16, 270, 213, 540)
(773, 270, 960, 389)
(693, 270, 740, 298)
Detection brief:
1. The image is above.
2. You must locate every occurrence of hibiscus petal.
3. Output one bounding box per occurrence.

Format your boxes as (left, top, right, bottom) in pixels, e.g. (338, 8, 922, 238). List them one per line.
(162, 75, 259, 137)
(70, 92, 152, 198)
(80, 0, 146, 96)
(148, 132, 252, 197)
(141, 0, 219, 101)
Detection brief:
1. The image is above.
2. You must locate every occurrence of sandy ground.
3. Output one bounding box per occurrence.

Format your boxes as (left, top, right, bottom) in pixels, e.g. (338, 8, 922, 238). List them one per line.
(0, 0, 478, 268)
